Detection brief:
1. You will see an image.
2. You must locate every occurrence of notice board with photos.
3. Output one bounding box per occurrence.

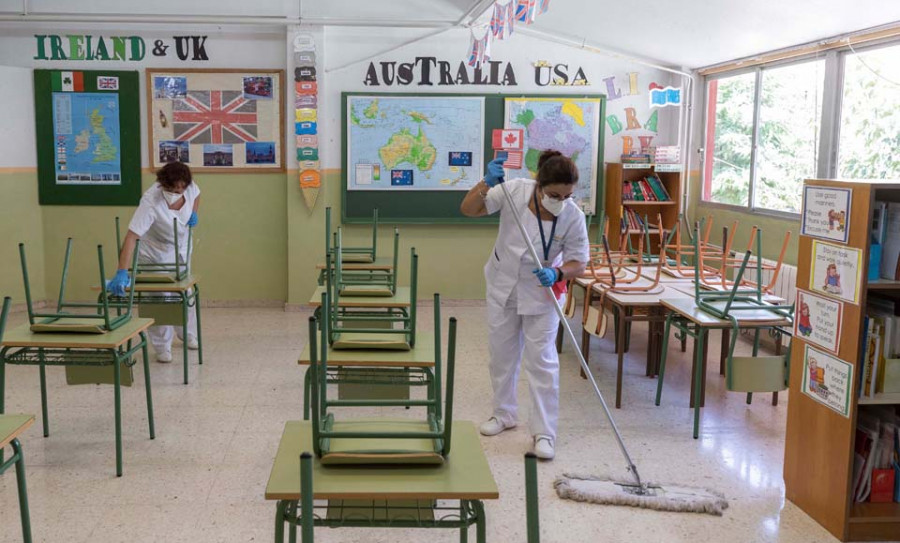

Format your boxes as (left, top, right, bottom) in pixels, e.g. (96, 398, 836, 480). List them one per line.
(146, 68, 286, 173)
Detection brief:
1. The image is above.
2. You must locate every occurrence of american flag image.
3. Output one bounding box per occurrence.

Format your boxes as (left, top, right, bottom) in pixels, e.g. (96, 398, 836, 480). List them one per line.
(173, 91, 258, 144)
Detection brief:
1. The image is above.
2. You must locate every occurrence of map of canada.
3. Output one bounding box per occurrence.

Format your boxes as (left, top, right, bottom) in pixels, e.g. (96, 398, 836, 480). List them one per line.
(505, 98, 602, 213)
(52, 92, 122, 185)
(347, 96, 484, 191)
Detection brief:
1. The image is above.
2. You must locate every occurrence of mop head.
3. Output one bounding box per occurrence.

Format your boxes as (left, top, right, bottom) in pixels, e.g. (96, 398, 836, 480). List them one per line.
(555, 473, 728, 516)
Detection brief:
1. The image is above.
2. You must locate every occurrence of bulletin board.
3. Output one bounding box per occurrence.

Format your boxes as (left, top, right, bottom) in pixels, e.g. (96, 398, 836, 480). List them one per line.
(33, 69, 141, 205)
(341, 92, 606, 223)
(146, 68, 286, 173)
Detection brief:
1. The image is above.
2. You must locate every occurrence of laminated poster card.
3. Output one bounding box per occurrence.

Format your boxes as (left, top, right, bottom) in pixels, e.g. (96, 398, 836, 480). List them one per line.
(802, 345, 853, 418)
(800, 185, 851, 244)
(794, 289, 843, 353)
(809, 240, 862, 304)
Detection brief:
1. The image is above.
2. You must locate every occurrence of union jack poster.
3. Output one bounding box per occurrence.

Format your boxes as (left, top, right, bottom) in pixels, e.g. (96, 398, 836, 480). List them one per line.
(147, 69, 285, 172)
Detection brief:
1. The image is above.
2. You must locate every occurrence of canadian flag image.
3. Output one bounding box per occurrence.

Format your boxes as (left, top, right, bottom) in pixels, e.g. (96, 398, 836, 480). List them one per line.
(492, 129, 524, 150)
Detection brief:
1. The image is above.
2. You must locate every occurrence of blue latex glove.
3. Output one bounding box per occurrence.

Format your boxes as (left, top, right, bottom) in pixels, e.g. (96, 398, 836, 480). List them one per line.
(484, 157, 507, 187)
(533, 267, 559, 288)
(107, 269, 131, 297)
(187, 211, 198, 227)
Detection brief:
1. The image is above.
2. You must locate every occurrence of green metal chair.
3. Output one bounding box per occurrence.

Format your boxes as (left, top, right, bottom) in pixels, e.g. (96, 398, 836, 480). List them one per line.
(307, 295, 454, 465)
(0, 296, 33, 543)
(325, 206, 378, 264)
(19, 239, 139, 333)
(525, 452, 540, 543)
(116, 217, 191, 283)
(325, 242, 417, 351)
(331, 226, 399, 297)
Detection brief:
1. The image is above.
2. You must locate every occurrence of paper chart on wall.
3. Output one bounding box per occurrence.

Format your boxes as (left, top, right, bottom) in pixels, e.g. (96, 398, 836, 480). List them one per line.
(794, 289, 843, 353)
(800, 185, 851, 243)
(801, 345, 853, 418)
(809, 240, 862, 304)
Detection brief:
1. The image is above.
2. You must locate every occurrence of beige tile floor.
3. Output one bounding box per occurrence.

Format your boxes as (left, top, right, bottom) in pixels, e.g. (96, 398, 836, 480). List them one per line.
(0, 304, 851, 542)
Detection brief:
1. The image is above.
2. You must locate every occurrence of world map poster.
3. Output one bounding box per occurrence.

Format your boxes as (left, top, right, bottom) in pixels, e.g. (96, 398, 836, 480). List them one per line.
(504, 97, 602, 214)
(347, 95, 485, 191)
(52, 92, 121, 185)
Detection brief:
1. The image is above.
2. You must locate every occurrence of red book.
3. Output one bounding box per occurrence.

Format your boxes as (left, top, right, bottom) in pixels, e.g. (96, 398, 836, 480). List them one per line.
(871, 469, 896, 502)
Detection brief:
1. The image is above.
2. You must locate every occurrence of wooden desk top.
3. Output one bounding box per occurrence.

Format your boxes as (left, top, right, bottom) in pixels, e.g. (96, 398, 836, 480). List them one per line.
(315, 258, 394, 271)
(298, 333, 435, 367)
(308, 287, 411, 308)
(660, 297, 791, 328)
(1, 318, 154, 349)
(265, 421, 499, 501)
(91, 275, 199, 293)
(0, 415, 35, 448)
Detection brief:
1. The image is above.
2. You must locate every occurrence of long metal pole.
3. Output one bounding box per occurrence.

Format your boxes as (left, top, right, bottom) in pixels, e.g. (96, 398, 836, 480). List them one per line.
(497, 180, 643, 490)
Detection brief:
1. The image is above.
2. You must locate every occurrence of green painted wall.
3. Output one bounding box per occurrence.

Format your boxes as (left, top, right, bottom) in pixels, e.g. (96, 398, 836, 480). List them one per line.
(0, 171, 46, 303)
(286, 171, 501, 305)
(686, 171, 800, 266)
(39, 172, 288, 302)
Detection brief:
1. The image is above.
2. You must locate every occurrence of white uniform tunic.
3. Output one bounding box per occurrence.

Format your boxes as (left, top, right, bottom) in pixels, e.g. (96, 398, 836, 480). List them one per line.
(482, 178, 589, 439)
(128, 182, 201, 353)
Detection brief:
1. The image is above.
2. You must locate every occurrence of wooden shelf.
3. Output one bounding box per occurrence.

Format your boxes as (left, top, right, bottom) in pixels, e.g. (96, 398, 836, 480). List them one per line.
(850, 502, 900, 522)
(621, 163, 683, 172)
(622, 200, 676, 206)
(858, 392, 900, 405)
(867, 279, 900, 290)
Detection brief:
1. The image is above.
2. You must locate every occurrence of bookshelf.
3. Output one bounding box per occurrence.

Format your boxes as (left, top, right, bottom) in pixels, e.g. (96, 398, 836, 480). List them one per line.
(784, 179, 900, 542)
(604, 163, 682, 251)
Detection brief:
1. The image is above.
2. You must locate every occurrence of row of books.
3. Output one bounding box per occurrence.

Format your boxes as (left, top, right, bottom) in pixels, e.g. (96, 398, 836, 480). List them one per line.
(852, 406, 899, 503)
(872, 201, 900, 280)
(621, 152, 652, 164)
(861, 297, 900, 398)
(622, 175, 671, 202)
(623, 208, 646, 231)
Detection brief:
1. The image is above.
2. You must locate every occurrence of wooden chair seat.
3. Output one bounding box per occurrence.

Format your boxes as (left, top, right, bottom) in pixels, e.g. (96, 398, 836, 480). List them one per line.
(30, 322, 106, 334)
(332, 332, 411, 351)
(340, 285, 393, 297)
(135, 272, 178, 283)
(320, 419, 443, 466)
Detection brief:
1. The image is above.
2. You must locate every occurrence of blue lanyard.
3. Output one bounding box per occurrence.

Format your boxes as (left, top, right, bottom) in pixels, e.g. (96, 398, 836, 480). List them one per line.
(533, 190, 558, 263)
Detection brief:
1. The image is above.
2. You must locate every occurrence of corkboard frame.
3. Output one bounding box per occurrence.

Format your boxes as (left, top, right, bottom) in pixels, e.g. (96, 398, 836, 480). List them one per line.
(145, 68, 286, 174)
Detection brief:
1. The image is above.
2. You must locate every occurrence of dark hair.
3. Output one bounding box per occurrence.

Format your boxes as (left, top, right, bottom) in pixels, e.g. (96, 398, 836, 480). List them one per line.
(156, 162, 193, 190)
(536, 150, 578, 187)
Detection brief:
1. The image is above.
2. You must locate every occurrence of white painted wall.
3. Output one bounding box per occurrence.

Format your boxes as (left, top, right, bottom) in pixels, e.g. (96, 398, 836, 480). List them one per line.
(0, 65, 37, 167)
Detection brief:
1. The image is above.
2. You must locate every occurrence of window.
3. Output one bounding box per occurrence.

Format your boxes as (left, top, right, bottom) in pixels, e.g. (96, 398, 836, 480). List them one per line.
(702, 59, 824, 214)
(838, 43, 900, 180)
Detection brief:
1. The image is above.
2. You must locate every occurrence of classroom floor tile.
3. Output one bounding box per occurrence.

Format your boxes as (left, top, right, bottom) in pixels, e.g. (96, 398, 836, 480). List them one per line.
(0, 305, 858, 542)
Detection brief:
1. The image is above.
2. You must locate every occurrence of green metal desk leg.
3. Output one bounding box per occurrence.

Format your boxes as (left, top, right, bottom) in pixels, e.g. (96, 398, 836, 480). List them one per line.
(274, 500, 286, 543)
(194, 285, 203, 366)
(460, 501, 468, 543)
(300, 452, 314, 542)
(654, 313, 674, 406)
(12, 438, 33, 543)
(303, 368, 310, 421)
(182, 292, 190, 385)
(473, 499, 486, 543)
(38, 350, 49, 437)
(114, 353, 123, 476)
(692, 324, 705, 440)
(0, 354, 4, 466)
(141, 332, 156, 440)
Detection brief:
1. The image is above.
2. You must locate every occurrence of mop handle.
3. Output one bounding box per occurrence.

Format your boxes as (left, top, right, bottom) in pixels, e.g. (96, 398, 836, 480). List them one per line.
(497, 180, 643, 488)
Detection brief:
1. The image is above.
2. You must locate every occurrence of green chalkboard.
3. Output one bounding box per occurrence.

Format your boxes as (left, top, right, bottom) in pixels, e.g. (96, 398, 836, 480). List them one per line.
(34, 69, 141, 206)
(342, 92, 606, 224)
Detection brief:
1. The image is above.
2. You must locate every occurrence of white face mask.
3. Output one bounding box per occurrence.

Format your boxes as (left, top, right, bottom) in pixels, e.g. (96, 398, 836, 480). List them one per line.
(541, 194, 566, 216)
(162, 190, 183, 206)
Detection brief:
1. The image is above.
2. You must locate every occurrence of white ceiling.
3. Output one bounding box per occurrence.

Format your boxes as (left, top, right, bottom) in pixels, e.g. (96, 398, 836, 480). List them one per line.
(2, 0, 898, 68)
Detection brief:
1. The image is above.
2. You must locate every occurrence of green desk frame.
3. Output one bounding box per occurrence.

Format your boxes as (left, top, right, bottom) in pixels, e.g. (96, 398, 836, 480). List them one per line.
(266, 421, 498, 543)
(0, 318, 156, 476)
(1, 414, 35, 543)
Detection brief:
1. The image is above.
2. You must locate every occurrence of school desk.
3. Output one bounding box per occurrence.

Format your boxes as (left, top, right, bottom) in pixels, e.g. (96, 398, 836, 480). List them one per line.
(1, 414, 35, 543)
(266, 420, 498, 543)
(0, 318, 155, 476)
(315, 257, 395, 285)
(95, 275, 203, 385)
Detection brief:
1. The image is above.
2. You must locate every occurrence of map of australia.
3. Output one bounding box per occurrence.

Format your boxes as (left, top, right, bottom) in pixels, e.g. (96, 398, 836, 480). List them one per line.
(505, 98, 602, 213)
(347, 96, 484, 191)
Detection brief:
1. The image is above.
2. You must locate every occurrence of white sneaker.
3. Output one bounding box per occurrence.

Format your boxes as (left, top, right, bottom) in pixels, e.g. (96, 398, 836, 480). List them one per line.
(156, 350, 173, 363)
(185, 336, 199, 350)
(479, 417, 515, 436)
(534, 435, 555, 460)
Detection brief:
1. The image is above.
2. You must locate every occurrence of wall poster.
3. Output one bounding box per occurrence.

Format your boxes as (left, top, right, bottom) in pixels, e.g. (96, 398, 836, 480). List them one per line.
(802, 344, 853, 418)
(800, 185, 851, 244)
(809, 240, 863, 304)
(794, 289, 843, 353)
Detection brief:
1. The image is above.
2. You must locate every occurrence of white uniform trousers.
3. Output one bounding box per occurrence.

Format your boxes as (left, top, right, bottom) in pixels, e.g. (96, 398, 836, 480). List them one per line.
(486, 289, 561, 439)
(148, 289, 198, 354)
